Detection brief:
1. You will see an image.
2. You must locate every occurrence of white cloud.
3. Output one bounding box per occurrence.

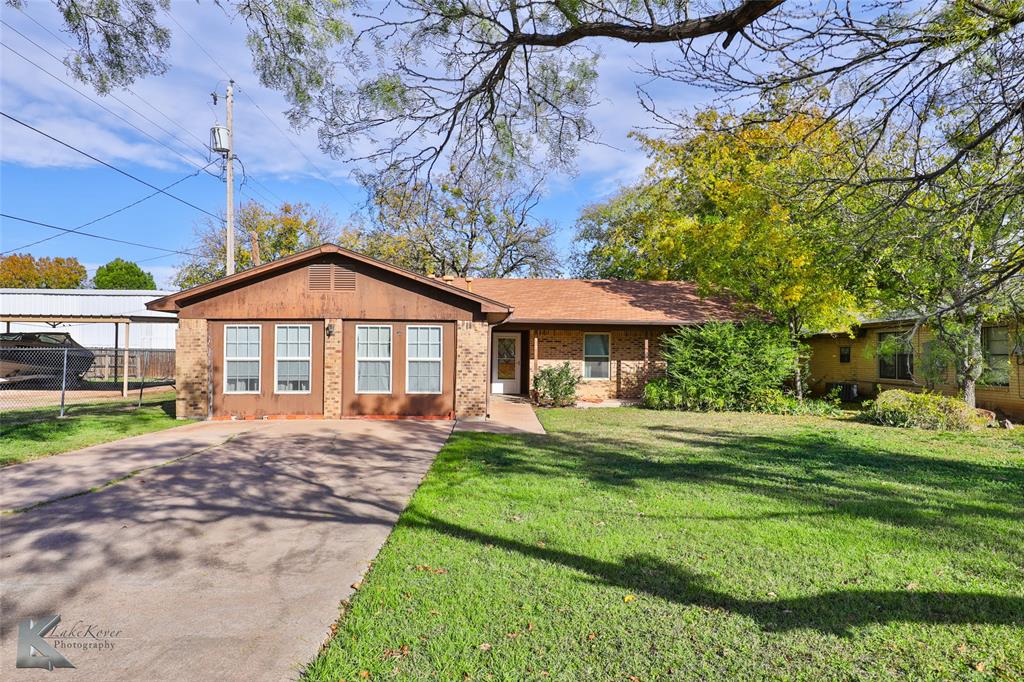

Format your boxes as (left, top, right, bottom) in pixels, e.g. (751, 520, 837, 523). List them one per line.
(1, 5, 715, 202)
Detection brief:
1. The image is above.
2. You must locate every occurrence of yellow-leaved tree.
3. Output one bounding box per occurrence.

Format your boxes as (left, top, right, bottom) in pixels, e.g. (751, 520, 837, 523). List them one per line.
(574, 110, 869, 398)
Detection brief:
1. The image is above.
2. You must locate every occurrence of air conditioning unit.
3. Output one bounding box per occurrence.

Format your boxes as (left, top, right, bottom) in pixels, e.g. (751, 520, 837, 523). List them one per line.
(826, 382, 859, 402)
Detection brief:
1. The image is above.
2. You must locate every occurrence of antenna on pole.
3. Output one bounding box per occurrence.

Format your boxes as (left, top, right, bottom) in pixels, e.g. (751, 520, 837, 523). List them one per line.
(210, 80, 235, 276)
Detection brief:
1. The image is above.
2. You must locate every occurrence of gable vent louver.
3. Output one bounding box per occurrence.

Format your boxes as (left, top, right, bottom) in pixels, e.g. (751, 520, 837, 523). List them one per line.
(308, 264, 332, 290)
(308, 264, 356, 291)
(333, 266, 356, 291)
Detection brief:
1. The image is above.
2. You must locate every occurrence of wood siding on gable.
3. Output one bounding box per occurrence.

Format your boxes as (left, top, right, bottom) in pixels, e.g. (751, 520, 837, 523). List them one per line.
(179, 255, 481, 322)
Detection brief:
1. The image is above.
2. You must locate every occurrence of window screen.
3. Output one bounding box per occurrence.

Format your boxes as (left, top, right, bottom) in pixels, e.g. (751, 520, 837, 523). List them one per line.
(878, 332, 913, 380)
(225, 325, 261, 393)
(583, 333, 610, 379)
(839, 346, 851, 363)
(407, 326, 442, 393)
(980, 326, 1010, 387)
(356, 326, 392, 393)
(275, 325, 311, 392)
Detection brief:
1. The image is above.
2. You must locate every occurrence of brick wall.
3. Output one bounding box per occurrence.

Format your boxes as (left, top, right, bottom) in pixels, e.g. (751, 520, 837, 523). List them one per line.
(323, 318, 343, 418)
(175, 318, 209, 419)
(808, 322, 1024, 419)
(529, 328, 666, 401)
(456, 320, 489, 417)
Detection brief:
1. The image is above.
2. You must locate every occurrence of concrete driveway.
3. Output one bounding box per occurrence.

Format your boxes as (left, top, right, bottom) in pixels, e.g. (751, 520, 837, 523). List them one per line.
(0, 419, 452, 680)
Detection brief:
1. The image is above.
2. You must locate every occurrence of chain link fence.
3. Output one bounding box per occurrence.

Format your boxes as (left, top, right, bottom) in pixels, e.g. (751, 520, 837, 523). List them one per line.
(0, 348, 175, 420)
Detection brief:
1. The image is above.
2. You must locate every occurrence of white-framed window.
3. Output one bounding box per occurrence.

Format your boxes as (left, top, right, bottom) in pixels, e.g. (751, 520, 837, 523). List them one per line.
(356, 325, 392, 394)
(224, 325, 261, 393)
(275, 324, 312, 393)
(583, 333, 610, 380)
(407, 325, 442, 394)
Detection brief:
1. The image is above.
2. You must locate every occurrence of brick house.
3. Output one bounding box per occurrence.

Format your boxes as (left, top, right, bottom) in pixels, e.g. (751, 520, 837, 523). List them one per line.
(148, 245, 742, 419)
(807, 319, 1022, 419)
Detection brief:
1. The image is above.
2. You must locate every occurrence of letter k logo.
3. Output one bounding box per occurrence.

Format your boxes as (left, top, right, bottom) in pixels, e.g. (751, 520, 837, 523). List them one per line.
(16, 615, 75, 669)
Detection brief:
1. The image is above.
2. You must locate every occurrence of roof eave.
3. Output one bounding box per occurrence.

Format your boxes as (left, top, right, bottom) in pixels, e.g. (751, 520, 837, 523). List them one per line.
(498, 318, 736, 326)
(144, 245, 513, 314)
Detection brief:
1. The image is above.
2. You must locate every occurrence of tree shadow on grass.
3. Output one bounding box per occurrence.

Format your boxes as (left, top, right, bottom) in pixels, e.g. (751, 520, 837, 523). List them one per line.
(405, 509, 1024, 636)
(447, 424, 1024, 548)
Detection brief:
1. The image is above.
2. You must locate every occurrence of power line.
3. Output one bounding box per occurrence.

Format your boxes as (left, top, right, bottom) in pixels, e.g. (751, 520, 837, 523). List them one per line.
(6, 12, 287, 206)
(13, 9, 212, 153)
(1, 159, 219, 255)
(0, 32, 215, 176)
(0, 213, 198, 256)
(165, 8, 351, 201)
(1, 111, 222, 221)
(236, 87, 350, 201)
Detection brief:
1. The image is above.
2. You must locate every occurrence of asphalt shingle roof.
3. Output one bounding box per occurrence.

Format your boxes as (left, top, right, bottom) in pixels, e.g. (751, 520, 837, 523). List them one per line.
(449, 278, 743, 324)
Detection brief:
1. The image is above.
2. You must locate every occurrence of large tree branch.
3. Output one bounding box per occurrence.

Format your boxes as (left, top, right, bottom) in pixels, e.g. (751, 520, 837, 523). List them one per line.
(509, 0, 784, 48)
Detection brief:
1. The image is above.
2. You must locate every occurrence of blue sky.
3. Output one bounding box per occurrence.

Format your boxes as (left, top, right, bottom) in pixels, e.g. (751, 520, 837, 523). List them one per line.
(1, 2, 714, 287)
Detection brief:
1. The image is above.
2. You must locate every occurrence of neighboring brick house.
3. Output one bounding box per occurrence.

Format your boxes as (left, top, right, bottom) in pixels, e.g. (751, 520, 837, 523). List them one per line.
(148, 245, 742, 419)
(807, 319, 1022, 419)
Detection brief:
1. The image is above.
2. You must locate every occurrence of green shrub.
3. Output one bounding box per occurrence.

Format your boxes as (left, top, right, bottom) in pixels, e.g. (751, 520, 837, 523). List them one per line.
(863, 389, 987, 431)
(531, 362, 581, 407)
(749, 388, 843, 416)
(651, 322, 799, 411)
(642, 377, 683, 410)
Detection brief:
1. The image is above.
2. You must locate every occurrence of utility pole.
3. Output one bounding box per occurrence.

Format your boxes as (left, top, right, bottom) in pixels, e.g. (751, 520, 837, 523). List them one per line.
(225, 79, 235, 276)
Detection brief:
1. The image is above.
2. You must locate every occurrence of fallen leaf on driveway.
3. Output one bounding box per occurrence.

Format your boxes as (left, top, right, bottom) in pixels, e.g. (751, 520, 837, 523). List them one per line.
(351, 581, 362, 590)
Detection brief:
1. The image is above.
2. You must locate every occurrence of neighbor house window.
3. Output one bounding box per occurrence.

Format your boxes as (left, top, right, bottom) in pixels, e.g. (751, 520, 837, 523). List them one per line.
(356, 325, 391, 393)
(839, 346, 851, 363)
(225, 325, 260, 393)
(980, 326, 1010, 387)
(583, 333, 610, 379)
(275, 324, 311, 393)
(878, 331, 913, 380)
(407, 325, 442, 394)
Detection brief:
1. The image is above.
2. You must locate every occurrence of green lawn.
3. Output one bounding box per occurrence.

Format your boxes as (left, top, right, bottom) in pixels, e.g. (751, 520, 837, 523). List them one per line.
(0, 392, 182, 466)
(305, 408, 1024, 681)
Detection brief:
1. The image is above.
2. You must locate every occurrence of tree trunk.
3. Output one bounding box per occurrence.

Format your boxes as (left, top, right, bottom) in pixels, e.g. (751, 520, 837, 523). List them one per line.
(962, 376, 977, 409)
(956, 317, 985, 408)
(789, 316, 804, 401)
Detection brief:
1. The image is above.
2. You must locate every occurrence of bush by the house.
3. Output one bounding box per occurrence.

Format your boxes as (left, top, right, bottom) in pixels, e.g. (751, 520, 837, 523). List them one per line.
(531, 362, 581, 407)
(748, 388, 844, 417)
(645, 322, 799, 411)
(863, 389, 988, 431)
(642, 377, 683, 410)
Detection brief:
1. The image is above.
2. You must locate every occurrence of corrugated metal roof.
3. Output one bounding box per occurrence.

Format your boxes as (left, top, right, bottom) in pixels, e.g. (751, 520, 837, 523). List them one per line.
(0, 289, 178, 321)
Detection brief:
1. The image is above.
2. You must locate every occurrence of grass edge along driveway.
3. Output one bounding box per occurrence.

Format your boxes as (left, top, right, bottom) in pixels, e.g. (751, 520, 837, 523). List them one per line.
(1, 392, 182, 466)
(305, 407, 1024, 681)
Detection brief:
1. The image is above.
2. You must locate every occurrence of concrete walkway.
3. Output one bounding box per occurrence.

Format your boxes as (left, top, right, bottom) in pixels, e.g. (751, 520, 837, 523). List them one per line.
(456, 395, 546, 435)
(0, 419, 452, 680)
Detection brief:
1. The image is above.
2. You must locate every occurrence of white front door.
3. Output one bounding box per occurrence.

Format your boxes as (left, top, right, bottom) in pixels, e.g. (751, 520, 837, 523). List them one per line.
(491, 333, 520, 394)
